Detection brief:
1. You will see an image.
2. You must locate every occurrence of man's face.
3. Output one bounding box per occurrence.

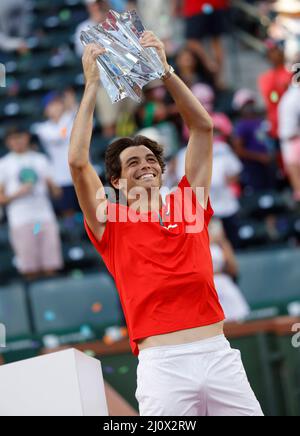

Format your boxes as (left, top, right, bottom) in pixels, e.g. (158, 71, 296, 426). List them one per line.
(87, 1, 106, 23)
(176, 50, 197, 71)
(268, 47, 284, 66)
(45, 98, 65, 121)
(114, 145, 163, 199)
(6, 133, 30, 154)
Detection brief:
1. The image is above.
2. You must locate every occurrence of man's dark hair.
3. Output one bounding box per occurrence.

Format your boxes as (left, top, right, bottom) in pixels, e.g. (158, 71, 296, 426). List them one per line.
(105, 135, 166, 198)
(4, 126, 30, 141)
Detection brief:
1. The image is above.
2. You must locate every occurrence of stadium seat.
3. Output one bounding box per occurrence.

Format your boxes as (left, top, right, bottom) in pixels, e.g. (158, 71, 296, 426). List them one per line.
(0, 283, 31, 340)
(237, 219, 269, 248)
(240, 191, 289, 220)
(29, 273, 123, 336)
(0, 282, 41, 364)
(0, 248, 18, 282)
(62, 240, 101, 270)
(238, 248, 300, 314)
(0, 224, 10, 251)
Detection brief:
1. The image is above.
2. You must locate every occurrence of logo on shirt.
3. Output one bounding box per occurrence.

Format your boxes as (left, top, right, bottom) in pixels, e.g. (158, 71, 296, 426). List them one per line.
(163, 224, 179, 231)
(19, 168, 38, 185)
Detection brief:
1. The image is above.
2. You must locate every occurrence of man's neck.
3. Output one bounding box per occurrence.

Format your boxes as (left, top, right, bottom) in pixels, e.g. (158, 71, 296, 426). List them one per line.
(127, 192, 163, 214)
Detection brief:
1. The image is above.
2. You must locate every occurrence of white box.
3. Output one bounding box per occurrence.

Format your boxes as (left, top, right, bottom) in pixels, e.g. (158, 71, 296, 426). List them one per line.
(0, 349, 109, 416)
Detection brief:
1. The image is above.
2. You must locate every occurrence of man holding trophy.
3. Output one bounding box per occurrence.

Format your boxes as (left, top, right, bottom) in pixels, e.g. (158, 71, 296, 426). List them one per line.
(69, 10, 263, 416)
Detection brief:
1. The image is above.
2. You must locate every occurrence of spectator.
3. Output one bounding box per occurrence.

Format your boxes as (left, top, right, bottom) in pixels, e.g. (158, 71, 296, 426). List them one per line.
(0, 127, 63, 281)
(279, 55, 300, 205)
(136, 0, 175, 55)
(74, 0, 108, 58)
(136, 81, 169, 129)
(209, 140, 242, 249)
(180, 84, 237, 247)
(270, 0, 300, 65)
(175, 47, 216, 88)
(33, 89, 79, 216)
(136, 81, 180, 160)
(258, 39, 292, 142)
(0, 0, 31, 53)
(179, 0, 230, 86)
(176, 118, 242, 248)
(210, 219, 250, 322)
(109, 0, 134, 13)
(233, 89, 277, 193)
(182, 83, 233, 142)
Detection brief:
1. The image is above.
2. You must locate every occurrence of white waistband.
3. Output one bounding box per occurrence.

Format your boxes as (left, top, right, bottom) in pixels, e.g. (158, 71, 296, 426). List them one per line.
(138, 334, 230, 361)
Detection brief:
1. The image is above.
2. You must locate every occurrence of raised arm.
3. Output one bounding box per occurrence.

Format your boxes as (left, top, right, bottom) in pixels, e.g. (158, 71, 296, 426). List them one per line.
(141, 32, 214, 208)
(68, 44, 107, 241)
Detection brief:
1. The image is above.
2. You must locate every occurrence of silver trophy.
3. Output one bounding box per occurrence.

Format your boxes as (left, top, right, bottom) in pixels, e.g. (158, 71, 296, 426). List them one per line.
(80, 9, 165, 103)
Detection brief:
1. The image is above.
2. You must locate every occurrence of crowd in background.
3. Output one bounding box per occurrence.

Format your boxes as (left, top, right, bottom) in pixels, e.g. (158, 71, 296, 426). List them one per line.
(0, 0, 300, 322)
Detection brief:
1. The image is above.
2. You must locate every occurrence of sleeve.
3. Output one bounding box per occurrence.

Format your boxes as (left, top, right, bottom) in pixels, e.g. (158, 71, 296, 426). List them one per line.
(177, 175, 214, 229)
(279, 92, 299, 140)
(83, 203, 116, 276)
(234, 121, 246, 139)
(84, 218, 110, 254)
(39, 154, 53, 181)
(225, 150, 243, 178)
(0, 160, 6, 186)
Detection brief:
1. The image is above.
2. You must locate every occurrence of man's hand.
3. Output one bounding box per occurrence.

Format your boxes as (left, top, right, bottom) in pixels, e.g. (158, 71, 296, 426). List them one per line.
(140, 31, 169, 73)
(15, 183, 34, 199)
(82, 44, 106, 85)
(1, 183, 34, 205)
(69, 44, 107, 242)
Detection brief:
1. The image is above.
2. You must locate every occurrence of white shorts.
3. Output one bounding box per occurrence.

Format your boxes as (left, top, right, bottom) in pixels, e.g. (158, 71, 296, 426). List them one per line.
(135, 335, 264, 416)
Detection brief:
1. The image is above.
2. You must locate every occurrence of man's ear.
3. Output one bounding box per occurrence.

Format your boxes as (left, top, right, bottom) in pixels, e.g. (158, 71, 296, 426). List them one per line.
(112, 176, 128, 193)
(111, 177, 122, 191)
(111, 177, 119, 190)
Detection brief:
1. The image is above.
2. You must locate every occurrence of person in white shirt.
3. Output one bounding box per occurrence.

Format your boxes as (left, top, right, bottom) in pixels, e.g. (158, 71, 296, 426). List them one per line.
(33, 90, 79, 216)
(176, 140, 243, 248)
(210, 219, 250, 322)
(0, 127, 63, 280)
(279, 63, 300, 204)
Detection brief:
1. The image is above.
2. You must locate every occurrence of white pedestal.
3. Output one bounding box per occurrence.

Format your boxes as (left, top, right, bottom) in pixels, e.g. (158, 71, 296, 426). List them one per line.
(0, 349, 109, 416)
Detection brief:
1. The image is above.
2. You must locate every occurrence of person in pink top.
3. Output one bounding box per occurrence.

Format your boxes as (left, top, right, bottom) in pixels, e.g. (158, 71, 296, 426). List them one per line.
(183, 83, 233, 143)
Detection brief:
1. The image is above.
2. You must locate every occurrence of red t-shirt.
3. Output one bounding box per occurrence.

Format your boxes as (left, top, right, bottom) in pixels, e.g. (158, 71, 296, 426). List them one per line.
(183, 0, 229, 17)
(258, 67, 292, 139)
(85, 176, 225, 356)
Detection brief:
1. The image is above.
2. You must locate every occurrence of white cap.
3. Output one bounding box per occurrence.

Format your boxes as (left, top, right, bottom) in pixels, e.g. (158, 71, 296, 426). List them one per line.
(232, 89, 257, 111)
(138, 127, 164, 145)
(273, 0, 300, 14)
(84, 0, 99, 5)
